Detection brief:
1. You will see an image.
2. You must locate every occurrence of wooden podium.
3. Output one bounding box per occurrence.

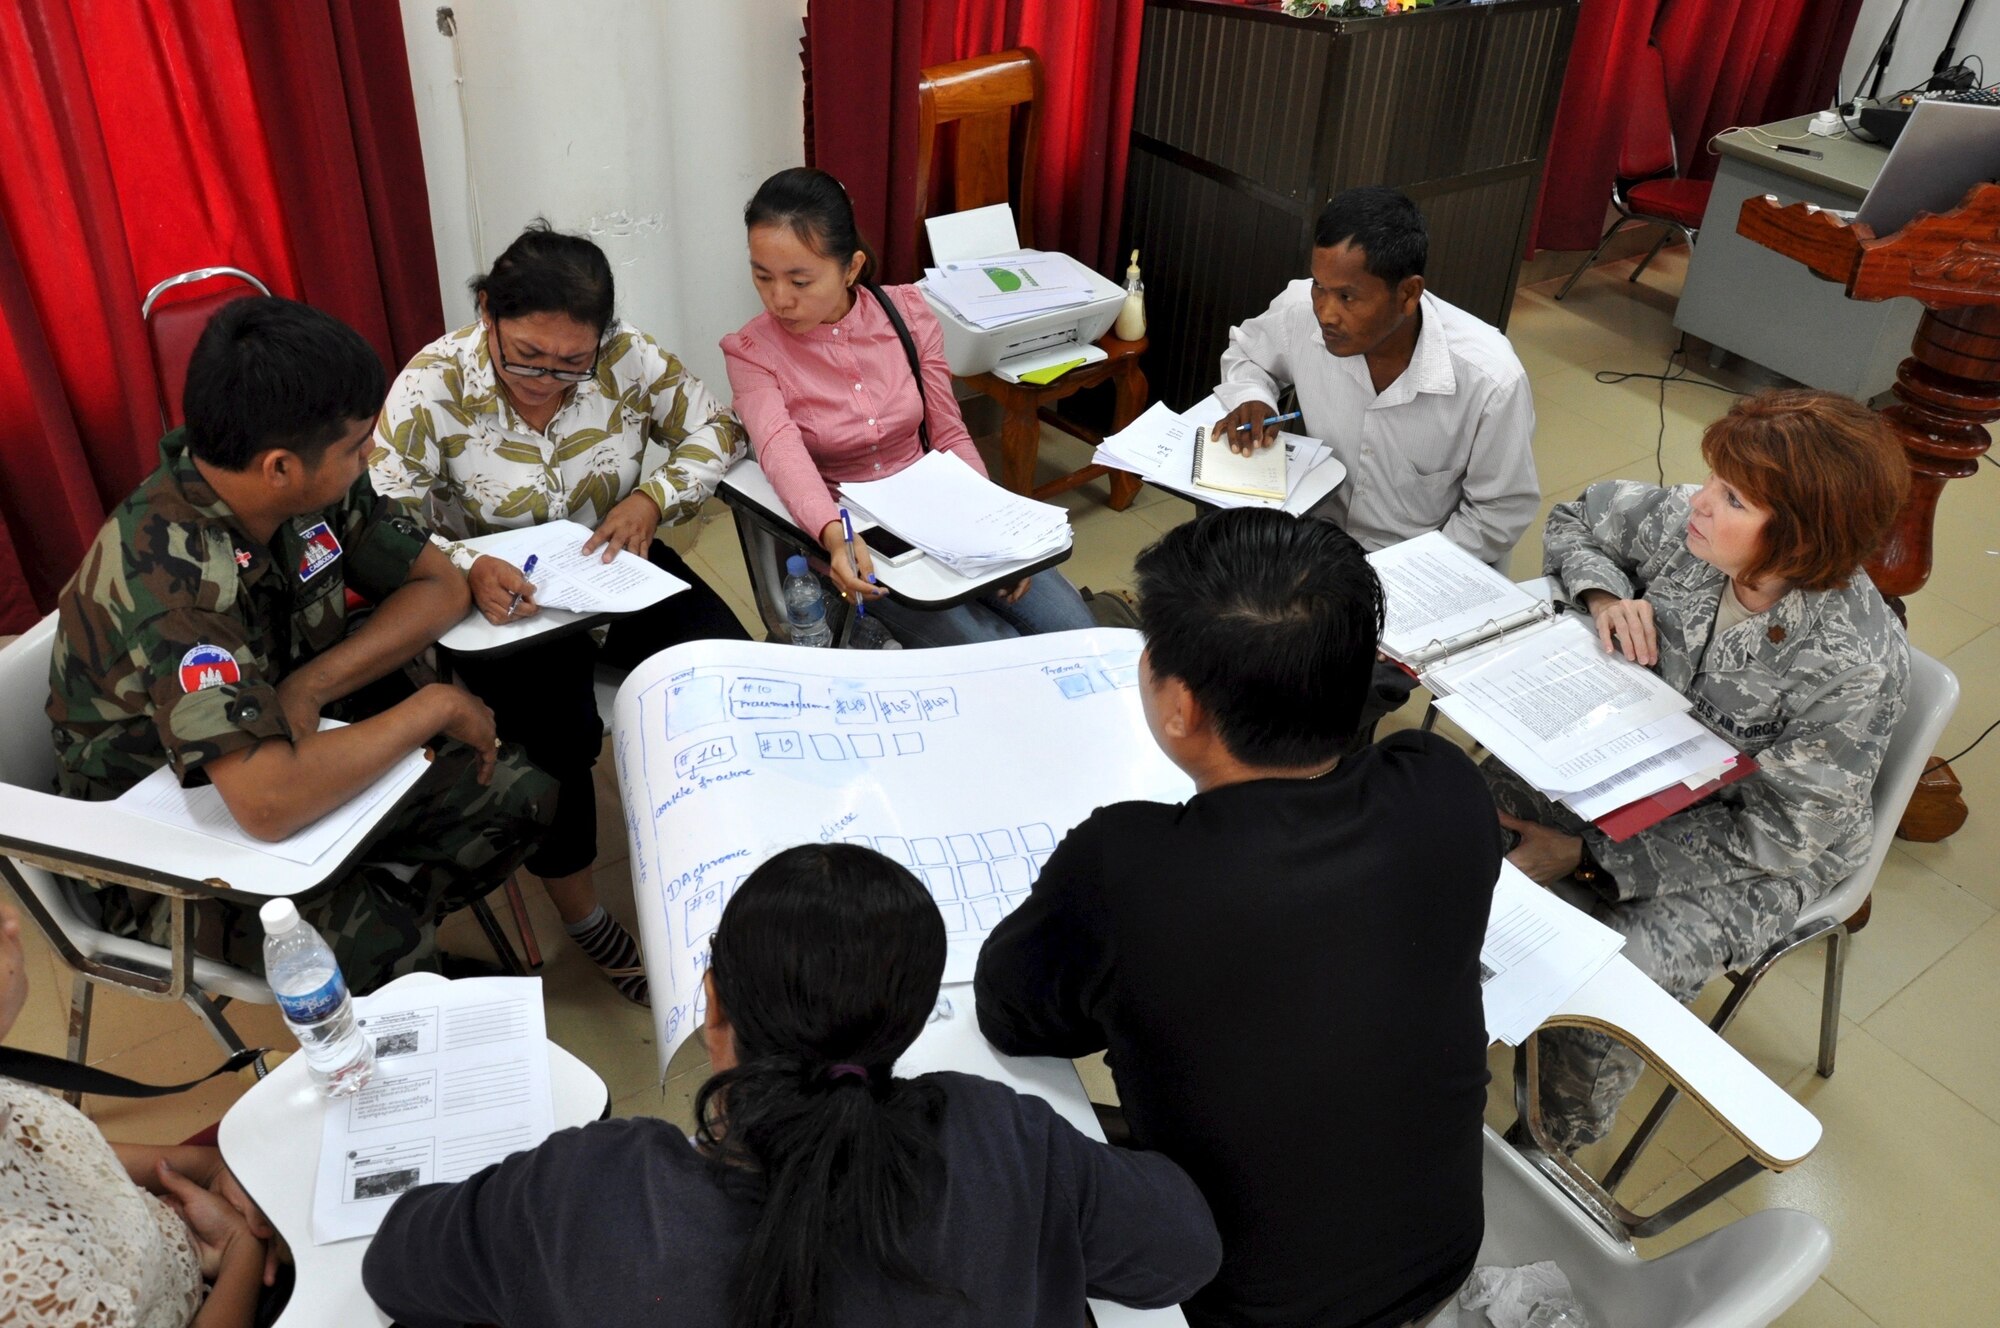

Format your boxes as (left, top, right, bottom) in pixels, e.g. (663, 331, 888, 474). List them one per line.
(1737, 185, 1998, 841)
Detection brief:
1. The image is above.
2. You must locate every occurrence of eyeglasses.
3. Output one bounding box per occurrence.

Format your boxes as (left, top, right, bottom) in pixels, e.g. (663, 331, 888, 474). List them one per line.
(491, 323, 601, 383)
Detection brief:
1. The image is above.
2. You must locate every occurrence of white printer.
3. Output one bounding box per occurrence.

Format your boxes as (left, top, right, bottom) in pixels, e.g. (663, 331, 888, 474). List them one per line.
(919, 204, 1125, 378)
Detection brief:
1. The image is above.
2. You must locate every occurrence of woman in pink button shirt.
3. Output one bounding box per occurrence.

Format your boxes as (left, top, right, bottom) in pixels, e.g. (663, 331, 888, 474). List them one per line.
(721, 168, 1094, 648)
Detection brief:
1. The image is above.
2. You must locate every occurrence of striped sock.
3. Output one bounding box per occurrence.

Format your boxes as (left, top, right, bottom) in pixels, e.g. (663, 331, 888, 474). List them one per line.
(566, 907, 649, 1006)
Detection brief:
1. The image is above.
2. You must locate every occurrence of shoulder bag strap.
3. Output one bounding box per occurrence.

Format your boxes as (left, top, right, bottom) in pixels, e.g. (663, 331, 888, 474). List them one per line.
(865, 282, 932, 453)
(0, 1045, 268, 1098)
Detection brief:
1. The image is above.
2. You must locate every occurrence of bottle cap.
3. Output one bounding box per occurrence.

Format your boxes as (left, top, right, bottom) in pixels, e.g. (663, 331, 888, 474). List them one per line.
(786, 554, 808, 576)
(259, 898, 302, 936)
(1127, 248, 1141, 277)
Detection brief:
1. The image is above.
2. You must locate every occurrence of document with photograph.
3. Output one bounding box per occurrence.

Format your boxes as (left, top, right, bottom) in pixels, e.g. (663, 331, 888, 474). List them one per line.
(311, 977, 555, 1244)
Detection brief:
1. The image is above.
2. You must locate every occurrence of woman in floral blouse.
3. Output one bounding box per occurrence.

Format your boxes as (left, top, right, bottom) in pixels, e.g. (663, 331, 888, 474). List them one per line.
(371, 222, 750, 1004)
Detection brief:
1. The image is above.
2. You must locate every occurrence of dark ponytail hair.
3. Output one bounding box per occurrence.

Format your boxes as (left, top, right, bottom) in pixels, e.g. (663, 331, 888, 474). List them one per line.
(469, 218, 615, 333)
(743, 167, 879, 286)
(695, 843, 952, 1328)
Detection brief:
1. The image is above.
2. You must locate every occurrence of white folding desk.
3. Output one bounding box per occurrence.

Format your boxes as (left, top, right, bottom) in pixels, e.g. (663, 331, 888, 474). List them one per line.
(716, 458, 1075, 639)
(434, 524, 632, 658)
(0, 764, 428, 902)
(217, 973, 609, 1328)
(0, 615, 429, 903)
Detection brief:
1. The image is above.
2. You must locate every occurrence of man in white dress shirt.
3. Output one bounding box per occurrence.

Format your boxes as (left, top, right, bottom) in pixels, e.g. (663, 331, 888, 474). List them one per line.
(1212, 187, 1539, 567)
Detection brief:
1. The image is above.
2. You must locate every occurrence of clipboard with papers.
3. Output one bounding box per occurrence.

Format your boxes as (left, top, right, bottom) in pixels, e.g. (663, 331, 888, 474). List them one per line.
(1369, 532, 1754, 840)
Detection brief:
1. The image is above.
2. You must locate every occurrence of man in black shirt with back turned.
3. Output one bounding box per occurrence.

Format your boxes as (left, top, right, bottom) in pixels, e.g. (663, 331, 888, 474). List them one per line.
(975, 508, 1500, 1328)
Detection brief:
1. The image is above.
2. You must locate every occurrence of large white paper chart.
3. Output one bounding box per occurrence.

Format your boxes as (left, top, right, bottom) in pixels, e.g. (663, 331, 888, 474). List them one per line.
(613, 631, 1193, 1077)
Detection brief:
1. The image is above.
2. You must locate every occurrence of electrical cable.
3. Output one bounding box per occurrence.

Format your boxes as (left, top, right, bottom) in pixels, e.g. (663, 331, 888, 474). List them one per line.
(1938, 717, 2000, 766)
(1593, 334, 1740, 485)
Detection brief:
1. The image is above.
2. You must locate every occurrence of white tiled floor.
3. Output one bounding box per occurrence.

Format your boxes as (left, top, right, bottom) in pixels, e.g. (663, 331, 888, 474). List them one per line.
(12, 245, 1998, 1326)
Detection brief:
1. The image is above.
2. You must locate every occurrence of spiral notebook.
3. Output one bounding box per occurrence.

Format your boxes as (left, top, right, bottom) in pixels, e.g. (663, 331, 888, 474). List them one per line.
(1190, 424, 1288, 501)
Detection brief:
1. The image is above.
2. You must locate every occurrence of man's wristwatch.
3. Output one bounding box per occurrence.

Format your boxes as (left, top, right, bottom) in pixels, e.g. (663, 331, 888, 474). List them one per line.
(1572, 838, 1605, 885)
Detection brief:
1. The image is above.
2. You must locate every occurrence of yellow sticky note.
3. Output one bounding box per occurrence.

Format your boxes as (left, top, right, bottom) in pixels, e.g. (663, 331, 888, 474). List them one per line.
(1020, 358, 1087, 385)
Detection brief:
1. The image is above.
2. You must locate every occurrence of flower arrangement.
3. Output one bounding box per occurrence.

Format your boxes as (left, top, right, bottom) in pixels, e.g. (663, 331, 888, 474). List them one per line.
(1282, 0, 1435, 16)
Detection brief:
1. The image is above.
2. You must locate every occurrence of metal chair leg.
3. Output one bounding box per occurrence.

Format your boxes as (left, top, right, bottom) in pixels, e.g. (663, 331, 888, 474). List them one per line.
(182, 987, 265, 1079)
(503, 874, 543, 971)
(1556, 218, 1631, 301)
(470, 898, 529, 975)
(64, 974, 94, 1107)
(1818, 925, 1848, 1077)
(1628, 228, 1672, 282)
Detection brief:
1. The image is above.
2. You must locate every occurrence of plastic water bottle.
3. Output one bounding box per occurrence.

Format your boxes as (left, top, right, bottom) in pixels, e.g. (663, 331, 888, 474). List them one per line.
(260, 898, 375, 1097)
(848, 612, 901, 650)
(784, 554, 834, 648)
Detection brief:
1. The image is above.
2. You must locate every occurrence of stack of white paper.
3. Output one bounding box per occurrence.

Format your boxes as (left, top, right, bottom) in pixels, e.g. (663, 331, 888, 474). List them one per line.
(313, 977, 556, 1244)
(459, 519, 688, 614)
(116, 720, 429, 866)
(1481, 863, 1626, 1045)
(1371, 530, 1746, 822)
(1428, 616, 1695, 783)
(837, 452, 1072, 575)
(921, 250, 1098, 329)
(1093, 396, 1337, 512)
(1369, 531, 1552, 668)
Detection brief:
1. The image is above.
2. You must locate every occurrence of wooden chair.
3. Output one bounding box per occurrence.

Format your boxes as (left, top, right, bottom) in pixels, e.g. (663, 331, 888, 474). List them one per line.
(916, 48, 1145, 510)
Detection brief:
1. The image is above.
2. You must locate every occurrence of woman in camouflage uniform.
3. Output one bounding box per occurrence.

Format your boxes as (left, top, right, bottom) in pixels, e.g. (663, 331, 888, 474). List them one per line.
(1489, 389, 1910, 1149)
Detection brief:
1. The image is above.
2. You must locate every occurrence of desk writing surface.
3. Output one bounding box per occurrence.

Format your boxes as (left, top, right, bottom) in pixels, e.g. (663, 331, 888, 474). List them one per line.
(1552, 955, 1821, 1168)
(0, 753, 427, 901)
(717, 458, 1071, 609)
(1713, 114, 1888, 201)
(217, 973, 608, 1328)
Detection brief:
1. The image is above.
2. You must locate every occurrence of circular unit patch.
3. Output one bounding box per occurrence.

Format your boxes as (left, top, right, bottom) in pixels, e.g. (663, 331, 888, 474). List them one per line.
(178, 644, 242, 693)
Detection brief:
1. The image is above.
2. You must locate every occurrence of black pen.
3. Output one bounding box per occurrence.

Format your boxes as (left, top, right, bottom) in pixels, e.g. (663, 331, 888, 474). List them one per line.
(1775, 144, 1823, 159)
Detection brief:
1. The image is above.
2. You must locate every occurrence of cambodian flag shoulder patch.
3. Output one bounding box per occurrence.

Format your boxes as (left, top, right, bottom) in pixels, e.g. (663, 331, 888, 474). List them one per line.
(179, 644, 241, 693)
(297, 521, 343, 581)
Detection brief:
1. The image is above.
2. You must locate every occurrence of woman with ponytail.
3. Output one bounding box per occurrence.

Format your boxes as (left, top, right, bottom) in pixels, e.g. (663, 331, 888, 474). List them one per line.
(721, 167, 1099, 647)
(362, 843, 1220, 1327)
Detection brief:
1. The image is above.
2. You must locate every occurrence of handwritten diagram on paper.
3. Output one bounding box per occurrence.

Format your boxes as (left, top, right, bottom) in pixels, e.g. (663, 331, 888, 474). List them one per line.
(613, 632, 1193, 1077)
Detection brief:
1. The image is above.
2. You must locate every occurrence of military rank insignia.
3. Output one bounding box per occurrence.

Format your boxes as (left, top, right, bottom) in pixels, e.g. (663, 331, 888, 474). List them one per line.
(179, 644, 242, 692)
(297, 521, 344, 580)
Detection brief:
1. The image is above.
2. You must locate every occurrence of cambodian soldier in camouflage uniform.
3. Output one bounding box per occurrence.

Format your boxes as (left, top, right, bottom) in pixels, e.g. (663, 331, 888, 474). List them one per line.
(47, 297, 554, 992)
(1486, 390, 1910, 1149)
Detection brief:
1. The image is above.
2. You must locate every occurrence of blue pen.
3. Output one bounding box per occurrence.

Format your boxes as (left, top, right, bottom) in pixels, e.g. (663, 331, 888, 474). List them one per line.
(505, 554, 538, 618)
(838, 508, 872, 615)
(1234, 410, 1303, 433)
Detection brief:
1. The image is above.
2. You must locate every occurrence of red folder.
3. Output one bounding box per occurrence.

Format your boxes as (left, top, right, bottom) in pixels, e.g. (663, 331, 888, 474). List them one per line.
(1593, 756, 1760, 842)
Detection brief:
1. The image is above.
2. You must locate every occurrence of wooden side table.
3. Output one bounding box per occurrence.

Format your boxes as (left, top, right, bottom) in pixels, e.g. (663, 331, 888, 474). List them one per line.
(960, 335, 1148, 510)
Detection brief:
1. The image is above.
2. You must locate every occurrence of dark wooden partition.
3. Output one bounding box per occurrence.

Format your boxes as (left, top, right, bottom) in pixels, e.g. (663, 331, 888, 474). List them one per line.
(1124, 0, 1579, 408)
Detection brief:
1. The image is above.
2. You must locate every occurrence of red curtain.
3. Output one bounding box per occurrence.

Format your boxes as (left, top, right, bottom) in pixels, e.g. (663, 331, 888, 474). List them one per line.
(805, 0, 1147, 283)
(1531, 0, 1865, 253)
(231, 0, 444, 372)
(805, 0, 934, 286)
(0, 0, 442, 635)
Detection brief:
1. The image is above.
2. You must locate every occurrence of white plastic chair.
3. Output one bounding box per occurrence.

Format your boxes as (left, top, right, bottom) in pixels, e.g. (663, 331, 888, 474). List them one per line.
(1479, 1125, 1830, 1328)
(1603, 647, 1960, 1191)
(0, 615, 272, 1098)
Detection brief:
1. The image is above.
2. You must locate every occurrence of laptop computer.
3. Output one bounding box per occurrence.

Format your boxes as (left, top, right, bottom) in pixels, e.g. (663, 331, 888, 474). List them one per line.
(1853, 99, 2000, 234)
